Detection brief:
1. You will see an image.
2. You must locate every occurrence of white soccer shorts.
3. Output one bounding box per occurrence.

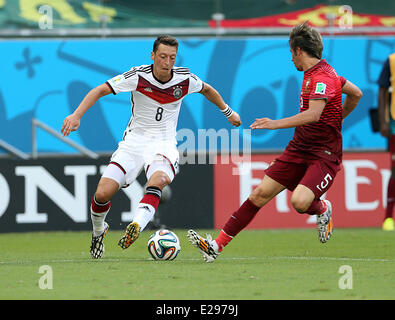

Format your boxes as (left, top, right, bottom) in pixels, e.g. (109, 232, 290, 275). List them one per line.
(101, 134, 179, 188)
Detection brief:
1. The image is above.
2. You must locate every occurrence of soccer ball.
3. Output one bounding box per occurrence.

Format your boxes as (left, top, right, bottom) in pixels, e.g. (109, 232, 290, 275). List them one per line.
(147, 229, 181, 261)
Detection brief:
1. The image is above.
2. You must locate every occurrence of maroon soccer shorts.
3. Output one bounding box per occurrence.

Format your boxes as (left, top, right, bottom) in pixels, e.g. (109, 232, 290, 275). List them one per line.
(264, 154, 341, 199)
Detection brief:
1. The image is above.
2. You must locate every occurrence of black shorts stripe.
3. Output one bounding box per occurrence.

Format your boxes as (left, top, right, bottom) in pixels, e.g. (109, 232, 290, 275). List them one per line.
(109, 161, 126, 175)
(158, 154, 176, 176)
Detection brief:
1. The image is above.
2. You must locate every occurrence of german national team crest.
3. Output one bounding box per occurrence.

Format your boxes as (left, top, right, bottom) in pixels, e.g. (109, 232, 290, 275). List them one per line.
(173, 87, 183, 99)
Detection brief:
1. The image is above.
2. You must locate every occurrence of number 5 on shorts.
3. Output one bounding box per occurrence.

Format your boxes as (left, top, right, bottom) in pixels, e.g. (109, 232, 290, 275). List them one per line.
(316, 173, 333, 192)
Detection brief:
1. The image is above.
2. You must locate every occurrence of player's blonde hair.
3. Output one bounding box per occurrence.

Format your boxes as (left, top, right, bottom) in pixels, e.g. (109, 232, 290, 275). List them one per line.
(289, 21, 323, 59)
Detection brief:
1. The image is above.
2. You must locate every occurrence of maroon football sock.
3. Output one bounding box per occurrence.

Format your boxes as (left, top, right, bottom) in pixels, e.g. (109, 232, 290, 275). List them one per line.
(215, 230, 233, 252)
(91, 195, 111, 213)
(215, 198, 261, 251)
(304, 199, 326, 215)
(385, 178, 395, 220)
(140, 194, 160, 210)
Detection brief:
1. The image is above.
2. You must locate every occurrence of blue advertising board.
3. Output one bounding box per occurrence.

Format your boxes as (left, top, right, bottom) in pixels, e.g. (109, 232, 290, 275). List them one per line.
(1, 36, 394, 154)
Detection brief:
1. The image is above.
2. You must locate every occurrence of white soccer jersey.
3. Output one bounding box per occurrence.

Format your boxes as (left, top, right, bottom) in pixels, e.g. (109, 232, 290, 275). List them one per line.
(106, 64, 203, 142)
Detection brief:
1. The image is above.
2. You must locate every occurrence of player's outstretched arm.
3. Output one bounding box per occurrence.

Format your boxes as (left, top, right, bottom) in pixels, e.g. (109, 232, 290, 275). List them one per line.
(200, 82, 241, 127)
(250, 99, 326, 130)
(61, 83, 112, 136)
(341, 80, 363, 120)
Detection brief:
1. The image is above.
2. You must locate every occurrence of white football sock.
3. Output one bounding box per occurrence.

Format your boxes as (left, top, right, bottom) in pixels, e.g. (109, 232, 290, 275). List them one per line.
(133, 203, 156, 231)
(91, 210, 109, 237)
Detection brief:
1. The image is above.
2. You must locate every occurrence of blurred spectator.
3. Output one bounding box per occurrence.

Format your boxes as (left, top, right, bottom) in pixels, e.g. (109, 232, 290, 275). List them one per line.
(378, 53, 395, 231)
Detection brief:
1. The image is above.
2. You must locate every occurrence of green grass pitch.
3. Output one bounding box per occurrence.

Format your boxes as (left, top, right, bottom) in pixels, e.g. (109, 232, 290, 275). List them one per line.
(0, 228, 394, 300)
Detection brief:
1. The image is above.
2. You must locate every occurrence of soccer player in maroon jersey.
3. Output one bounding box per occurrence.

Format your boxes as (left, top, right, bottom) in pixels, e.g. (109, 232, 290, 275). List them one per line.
(377, 53, 395, 231)
(188, 22, 363, 262)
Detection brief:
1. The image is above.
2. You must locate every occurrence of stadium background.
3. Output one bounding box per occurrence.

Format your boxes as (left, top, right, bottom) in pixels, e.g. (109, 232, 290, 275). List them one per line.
(0, 0, 394, 232)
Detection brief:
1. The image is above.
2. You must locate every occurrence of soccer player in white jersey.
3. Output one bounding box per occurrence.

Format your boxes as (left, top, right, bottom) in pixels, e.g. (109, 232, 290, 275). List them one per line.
(61, 35, 241, 259)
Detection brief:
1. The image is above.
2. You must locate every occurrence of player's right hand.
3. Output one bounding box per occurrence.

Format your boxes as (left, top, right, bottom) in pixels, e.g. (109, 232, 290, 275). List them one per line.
(250, 117, 277, 130)
(61, 114, 81, 136)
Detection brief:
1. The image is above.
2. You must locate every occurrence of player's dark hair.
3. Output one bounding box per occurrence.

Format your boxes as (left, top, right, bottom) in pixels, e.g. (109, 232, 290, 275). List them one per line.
(153, 35, 179, 52)
(289, 21, 323, 59)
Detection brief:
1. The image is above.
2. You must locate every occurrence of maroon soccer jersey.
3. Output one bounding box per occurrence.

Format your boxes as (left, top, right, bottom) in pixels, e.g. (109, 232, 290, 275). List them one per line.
(284, 59, 346, 164)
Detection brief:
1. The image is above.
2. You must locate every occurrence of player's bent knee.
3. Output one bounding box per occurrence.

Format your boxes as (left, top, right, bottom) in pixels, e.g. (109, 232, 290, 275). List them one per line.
(146, 158, 176, 187)
(290, 197, 310, 214)
(94, 190, 111, 204)
(147, 172, 171, 189)
(94, 182, 118, 203)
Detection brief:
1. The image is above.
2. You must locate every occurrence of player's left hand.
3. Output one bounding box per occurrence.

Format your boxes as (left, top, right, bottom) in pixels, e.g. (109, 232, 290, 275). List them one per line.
(250, 117, 277, 130)
(228, 112, 241, 127)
